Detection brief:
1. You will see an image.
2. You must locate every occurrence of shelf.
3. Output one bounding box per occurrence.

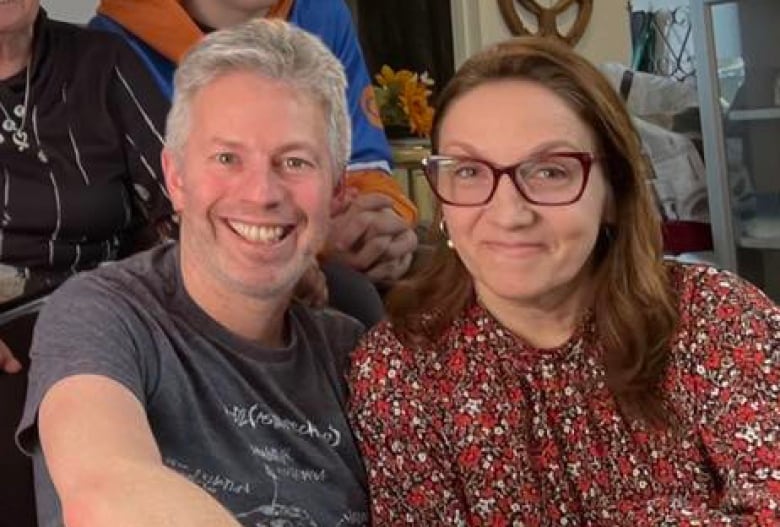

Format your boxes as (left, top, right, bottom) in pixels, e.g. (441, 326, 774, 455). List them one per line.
(739, 235, 780, 250)
(390, 139, 430, 168)
(727, 107, 780, 121)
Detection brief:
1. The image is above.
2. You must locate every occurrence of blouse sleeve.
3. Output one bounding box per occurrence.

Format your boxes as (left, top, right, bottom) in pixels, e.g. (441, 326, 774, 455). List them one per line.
(635, 270, 780, 525)
(347, 325, 471, 525)
(108, 38, 174, 253)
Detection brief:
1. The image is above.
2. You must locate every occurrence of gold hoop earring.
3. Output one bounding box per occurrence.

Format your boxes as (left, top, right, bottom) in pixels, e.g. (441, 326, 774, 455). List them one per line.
(438, 219, 455, 249)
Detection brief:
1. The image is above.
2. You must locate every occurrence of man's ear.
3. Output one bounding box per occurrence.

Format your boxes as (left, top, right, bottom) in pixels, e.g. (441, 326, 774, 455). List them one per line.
(330, 174, 349, 216)
(161, 148, 184, 212)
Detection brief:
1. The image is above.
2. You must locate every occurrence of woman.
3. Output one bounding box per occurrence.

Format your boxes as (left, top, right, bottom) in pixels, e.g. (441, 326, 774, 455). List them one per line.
(0, 3, 171, 524)
(348, 37, 779, 525)
(0, 1, 171, 370)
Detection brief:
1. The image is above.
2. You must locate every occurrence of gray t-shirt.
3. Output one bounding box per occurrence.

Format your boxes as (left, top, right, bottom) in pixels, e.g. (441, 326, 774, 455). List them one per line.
(17, 242, 369, 527)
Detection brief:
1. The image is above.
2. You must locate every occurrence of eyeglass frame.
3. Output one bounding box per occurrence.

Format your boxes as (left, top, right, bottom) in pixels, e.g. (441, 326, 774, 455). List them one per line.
(421, 151, 598, 207)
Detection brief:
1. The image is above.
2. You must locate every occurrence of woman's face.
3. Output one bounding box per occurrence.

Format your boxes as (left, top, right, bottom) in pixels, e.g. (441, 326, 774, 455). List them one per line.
(438, 79, 612, 314)
(0, 0, 39, 35)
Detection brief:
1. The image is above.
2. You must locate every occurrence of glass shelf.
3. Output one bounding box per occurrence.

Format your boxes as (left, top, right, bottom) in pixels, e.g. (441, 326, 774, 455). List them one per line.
(728, 107, 780, 120)
(739, 235, 780, 250)
(692, 0, 780, 301)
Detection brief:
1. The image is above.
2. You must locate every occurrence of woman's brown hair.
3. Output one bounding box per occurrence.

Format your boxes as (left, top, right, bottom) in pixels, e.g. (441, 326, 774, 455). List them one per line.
(386, 37, 678, 426)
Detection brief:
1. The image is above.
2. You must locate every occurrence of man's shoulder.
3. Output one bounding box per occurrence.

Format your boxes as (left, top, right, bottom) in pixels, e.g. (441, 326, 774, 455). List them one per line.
(289, 304, 366, 368)
(291, 303, 365, 342)
(50, 243, 178, 310)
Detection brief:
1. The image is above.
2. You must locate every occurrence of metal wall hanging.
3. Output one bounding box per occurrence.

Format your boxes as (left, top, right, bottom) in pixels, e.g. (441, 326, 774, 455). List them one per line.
(498, 0, 593, 46)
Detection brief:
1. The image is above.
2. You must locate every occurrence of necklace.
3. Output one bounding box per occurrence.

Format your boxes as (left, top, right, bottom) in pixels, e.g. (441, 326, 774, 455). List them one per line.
(0, 54, 32, 152)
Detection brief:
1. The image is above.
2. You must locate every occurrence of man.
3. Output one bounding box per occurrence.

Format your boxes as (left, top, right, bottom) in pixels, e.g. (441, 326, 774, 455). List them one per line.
(16, 20, 369, 526)
(90, 0, 419, 287)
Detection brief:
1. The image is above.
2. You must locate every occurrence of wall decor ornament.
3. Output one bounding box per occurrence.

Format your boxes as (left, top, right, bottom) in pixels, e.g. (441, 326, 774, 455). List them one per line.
(497, 0, 593, 46)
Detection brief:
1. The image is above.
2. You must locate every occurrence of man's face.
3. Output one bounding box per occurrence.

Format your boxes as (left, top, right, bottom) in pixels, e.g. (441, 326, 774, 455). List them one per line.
(164, 71, 337, 303)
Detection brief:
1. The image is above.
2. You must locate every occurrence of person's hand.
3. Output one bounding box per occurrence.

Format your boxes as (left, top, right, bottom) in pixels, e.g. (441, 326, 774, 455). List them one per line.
(293, 258, 328, 309)
(329, 191, 418, 286)
(0, 337, 22, 374)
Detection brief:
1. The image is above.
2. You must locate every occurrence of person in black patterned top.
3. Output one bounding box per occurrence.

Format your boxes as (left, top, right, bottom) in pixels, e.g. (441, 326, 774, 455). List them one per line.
(1, 6, 172, 523)
(0, 3, 172, 373)
(348, 37, 779, 525)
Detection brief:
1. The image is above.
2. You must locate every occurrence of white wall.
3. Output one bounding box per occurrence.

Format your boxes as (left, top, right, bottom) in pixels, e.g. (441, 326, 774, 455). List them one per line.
(452, 0, 632, 68)
(41, 0, 97, 24)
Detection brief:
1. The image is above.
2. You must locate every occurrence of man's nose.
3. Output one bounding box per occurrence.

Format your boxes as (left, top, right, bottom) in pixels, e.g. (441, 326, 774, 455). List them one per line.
(243, 161, 287, 204)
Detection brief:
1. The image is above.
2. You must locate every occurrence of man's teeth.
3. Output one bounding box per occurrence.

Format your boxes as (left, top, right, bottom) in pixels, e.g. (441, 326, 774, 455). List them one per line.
(229, 221, 286, 243)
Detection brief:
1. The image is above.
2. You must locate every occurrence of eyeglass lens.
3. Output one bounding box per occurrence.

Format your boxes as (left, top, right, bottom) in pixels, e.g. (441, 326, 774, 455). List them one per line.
(430, 154, 586, 205)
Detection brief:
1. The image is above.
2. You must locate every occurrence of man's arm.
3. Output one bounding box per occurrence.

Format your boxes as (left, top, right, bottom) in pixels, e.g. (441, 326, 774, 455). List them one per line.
(39, 374, 240, 527)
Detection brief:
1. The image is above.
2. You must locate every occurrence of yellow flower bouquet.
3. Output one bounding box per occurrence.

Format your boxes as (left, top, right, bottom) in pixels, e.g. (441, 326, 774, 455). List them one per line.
(374, 65, 435, 138)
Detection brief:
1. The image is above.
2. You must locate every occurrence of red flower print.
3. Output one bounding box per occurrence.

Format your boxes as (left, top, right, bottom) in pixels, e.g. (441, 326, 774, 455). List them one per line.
(407, 487, 426, 507)
(654, 458, 674, 484)
(480, 413, 498, 430)
(372, 361, 388, 381)
(717, 304, 737, 318)
(454, 412, 471, 428)
(374, 399, 391, 418)
(488, 512, 508, 527)
(463, 322, 479, 337)
(449, 349, 467, 373)
(458, 445, 482, 468)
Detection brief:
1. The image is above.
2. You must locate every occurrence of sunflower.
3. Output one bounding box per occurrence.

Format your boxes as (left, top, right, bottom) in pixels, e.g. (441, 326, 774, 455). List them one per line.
(373, 65, 435, 138)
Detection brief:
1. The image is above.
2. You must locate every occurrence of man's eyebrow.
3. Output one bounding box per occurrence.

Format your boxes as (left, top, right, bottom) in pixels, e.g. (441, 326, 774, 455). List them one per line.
(206, 137, 246, 150)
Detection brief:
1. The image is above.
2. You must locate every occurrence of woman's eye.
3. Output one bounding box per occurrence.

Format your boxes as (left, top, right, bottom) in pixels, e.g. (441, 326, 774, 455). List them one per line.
(535, 166, 568, 180)
(454, 165, 480, 179)
(215, 152, 237, 165)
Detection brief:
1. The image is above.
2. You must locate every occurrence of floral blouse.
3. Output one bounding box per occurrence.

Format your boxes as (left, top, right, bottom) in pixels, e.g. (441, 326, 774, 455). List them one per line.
(348, 263, 780, 526)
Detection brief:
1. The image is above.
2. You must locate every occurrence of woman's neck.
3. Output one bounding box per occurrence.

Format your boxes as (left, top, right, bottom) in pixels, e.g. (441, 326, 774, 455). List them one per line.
(476, 274, 594, 349)
(0, 28, 33, 81)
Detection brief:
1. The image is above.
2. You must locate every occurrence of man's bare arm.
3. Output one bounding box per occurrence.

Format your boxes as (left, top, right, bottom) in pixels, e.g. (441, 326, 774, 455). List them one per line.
(39, 374, 241, 527)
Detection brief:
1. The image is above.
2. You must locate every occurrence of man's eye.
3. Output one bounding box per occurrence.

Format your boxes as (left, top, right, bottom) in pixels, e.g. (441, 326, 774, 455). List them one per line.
(215, 152, 237, 165)
(283, 157, 314, 170)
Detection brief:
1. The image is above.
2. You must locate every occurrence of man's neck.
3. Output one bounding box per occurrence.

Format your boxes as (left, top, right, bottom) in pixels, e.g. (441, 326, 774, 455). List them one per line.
(0, 29, 33, 80)
(179, 257, 290, 348)
(183, 0, 275, 30)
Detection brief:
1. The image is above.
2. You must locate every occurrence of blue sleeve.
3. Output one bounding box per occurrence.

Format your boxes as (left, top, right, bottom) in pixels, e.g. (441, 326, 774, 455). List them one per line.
(289, 0, 393, 173)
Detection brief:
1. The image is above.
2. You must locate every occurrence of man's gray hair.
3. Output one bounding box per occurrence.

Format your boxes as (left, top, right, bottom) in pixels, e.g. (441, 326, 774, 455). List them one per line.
(165, 18, 351, 174)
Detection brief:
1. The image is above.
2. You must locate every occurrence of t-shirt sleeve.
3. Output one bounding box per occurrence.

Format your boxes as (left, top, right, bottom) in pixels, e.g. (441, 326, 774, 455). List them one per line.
(16, 272, 155, 455)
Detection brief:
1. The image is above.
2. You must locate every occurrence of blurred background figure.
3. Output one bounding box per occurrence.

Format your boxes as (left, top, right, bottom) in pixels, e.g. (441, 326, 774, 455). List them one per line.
(90, 0, 419, 292)
(1, 2, 172, 524)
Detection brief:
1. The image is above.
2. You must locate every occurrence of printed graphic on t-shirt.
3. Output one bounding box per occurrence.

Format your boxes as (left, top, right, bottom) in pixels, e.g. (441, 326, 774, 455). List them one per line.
(164, 399, 368, 527)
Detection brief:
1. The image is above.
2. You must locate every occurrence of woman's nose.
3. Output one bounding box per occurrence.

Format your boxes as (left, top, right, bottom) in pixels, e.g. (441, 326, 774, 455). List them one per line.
(488, 173, 536, 225)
